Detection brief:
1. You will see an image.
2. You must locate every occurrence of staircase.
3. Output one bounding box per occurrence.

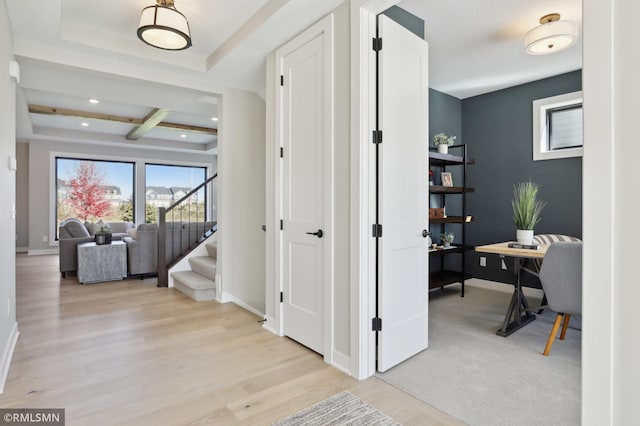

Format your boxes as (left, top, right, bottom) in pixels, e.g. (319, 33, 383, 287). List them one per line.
(172, 242, 217, 301)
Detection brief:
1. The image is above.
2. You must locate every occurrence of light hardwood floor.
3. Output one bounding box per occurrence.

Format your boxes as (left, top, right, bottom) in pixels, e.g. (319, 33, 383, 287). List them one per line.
(0, 254, 461, 425)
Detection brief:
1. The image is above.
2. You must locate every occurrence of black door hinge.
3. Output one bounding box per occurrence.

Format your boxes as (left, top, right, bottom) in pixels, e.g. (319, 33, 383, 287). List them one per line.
(373, 37, 382, 51)
(372, 317, 382, 331)
(280, 292, 284, 303)
(280, 219, 284, 230)
(372, 130, 382, 144)
(280, 147, 284, 158)
(280, 75, 284, 86)
(372, 224, 383, 238)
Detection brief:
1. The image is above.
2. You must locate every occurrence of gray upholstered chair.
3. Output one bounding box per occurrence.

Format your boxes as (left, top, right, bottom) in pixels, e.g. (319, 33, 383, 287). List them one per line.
(538, 241, 583, 356)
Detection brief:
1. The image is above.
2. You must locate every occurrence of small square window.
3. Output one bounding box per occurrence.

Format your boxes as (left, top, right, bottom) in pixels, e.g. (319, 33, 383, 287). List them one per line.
(533, 91, 583, 161)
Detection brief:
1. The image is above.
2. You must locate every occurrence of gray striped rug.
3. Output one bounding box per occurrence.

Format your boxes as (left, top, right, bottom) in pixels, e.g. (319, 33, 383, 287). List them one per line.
(272, 391, 399, 426)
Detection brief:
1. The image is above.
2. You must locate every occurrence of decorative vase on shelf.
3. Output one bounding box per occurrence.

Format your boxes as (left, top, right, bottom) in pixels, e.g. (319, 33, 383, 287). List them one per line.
(516, 229, 534, 245)
(437, 144, 448, 154)
(443, 241, 451, 247)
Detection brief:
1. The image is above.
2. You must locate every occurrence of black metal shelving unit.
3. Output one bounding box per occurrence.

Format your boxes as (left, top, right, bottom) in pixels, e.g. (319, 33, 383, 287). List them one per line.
(429, 144, 474, 297)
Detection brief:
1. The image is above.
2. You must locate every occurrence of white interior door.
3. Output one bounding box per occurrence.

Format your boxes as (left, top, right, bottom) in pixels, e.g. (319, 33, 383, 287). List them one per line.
(280, 32, 326, 354)
(377, 15, 430, 372)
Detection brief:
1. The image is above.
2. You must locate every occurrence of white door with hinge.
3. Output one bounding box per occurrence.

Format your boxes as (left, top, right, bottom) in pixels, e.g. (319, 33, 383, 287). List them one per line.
(278, 21, 331, 355)
(377, 15, 430, 372)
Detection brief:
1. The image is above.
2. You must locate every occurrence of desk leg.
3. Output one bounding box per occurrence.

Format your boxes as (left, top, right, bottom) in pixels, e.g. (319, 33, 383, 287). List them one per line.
(496, 257, 536, 337)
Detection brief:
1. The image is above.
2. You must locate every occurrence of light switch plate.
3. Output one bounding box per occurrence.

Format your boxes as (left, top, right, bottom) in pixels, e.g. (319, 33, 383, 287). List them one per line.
(9, 60, 20, 84)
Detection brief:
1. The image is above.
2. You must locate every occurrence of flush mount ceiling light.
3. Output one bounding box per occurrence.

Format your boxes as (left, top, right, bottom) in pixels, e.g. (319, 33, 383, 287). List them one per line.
(138, 0, 192, 51)
(525, 13, 578, 55)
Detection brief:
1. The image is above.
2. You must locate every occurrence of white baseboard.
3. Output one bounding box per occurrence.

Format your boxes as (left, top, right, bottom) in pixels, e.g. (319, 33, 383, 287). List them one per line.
(261, 315, 279, 335)
(224, 294, 264, 318)
(27, 249, 58, 256)
(15, 246, 28, 253)
(330, 350, 351, 375)
(0, 323, 19, 394)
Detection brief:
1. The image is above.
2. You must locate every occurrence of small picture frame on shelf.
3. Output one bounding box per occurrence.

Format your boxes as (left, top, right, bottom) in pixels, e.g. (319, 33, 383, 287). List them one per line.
(441, 172, 453, 187)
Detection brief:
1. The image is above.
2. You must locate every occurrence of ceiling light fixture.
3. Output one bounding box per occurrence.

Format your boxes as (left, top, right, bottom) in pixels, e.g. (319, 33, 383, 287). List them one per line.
(180, 134, 187, 138)
(89, 98, 100, 104)
(137, 0, 192, 51)
(524, 13, 578, 55)
(81, 122, 89, 127)
(211, 117, 218, 122)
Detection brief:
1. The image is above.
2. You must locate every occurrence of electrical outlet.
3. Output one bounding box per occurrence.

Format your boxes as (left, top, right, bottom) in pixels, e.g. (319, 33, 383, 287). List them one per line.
(479, 256, 486, 267)
(501, 259, 507, 270)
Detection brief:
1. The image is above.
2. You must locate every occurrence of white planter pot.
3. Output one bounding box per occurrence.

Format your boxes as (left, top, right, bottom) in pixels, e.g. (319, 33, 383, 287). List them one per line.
(437, 144, 448, 154)
(516, 229, 534, 245)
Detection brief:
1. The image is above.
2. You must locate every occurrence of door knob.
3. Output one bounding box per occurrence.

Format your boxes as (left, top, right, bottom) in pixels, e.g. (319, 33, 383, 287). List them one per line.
(306, 229, 324, 238)
(422, 229, 431, 238)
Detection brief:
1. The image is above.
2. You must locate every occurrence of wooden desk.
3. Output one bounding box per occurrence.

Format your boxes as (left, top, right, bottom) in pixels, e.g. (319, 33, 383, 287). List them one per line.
(475, 242, 549, 337)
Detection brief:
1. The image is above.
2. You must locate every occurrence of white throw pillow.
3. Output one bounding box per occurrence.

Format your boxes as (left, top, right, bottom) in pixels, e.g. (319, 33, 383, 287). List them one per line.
(126, 227, 138, 240)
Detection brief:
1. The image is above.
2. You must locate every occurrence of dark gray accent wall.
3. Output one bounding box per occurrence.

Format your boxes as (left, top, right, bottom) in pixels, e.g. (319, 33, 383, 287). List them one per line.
(381, 6, 424, 38)
(430, 88, 462, 142)
(463, 70, 582, 284)
(429, 88, 462, 228)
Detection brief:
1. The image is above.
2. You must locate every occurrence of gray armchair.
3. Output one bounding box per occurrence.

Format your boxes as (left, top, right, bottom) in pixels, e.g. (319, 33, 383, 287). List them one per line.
(123, 222, 189, 276)
(538, 241, 583, 356)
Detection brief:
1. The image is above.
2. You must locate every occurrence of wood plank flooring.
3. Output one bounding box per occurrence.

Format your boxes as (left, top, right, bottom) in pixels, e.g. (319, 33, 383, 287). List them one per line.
(0, 254, 461, 425)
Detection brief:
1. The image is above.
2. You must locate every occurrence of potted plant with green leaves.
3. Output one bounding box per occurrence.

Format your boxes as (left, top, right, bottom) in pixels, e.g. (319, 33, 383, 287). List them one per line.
(95, 225, 112, 245)
(511, 181, 546, 245)
(433, 133, 456, 154)
(440, 231, 455, 247)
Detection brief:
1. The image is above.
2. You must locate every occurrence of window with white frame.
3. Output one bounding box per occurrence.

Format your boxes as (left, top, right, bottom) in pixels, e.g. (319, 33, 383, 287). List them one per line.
(532, 91, 583, 161)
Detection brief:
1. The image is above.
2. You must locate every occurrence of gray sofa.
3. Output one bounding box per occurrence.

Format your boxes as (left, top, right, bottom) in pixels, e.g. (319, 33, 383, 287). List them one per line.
(124, 221, 215, 276)
(58, 218, 135, 276)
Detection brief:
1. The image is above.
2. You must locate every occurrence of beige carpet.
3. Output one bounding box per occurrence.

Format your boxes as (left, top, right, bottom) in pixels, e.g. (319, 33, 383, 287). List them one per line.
(377, 280, 581, 426)
(272, 391, 399, 426)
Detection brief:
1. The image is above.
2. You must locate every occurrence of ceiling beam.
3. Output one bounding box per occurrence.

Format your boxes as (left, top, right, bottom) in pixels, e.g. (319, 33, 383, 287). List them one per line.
(155, 121, 218, 135)
(28, 104, 217, 137)
(206, 0, 291, 70)
(126, 108, 172, 140)
(29, 104, 141, 125)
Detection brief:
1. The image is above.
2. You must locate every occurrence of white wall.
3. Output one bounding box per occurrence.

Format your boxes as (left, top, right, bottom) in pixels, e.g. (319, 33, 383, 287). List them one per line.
(15, 142, 28, 251)
(583, 0, 640, 424)
(218, 88, 266, 315)
(264, 52, 277, 327)
(265, 1, 352, 370)
(0, 0, 19, 392)
(25, 140, 215, 253)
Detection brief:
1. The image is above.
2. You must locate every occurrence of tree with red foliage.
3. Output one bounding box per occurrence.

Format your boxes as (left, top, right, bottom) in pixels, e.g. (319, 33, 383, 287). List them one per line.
(67, 161, 111, 220)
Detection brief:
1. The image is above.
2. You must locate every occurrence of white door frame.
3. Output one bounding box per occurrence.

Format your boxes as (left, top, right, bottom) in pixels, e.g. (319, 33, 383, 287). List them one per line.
(350, 0, 638, 425)
(274, 15, 335, 362)
(349, 0, 402, 380)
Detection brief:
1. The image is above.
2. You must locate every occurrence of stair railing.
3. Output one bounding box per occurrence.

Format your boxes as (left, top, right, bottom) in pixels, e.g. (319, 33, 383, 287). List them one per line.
(157, 173, 218, 287)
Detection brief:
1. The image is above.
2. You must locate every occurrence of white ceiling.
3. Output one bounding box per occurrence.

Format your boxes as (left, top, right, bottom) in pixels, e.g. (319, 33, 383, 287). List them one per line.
(5, 0, 582, 153)
(398, 0, 582, 98)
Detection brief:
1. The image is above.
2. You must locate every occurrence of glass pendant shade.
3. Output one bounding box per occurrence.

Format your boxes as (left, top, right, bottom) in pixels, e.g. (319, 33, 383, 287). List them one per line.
(138, 4, 192, 50)
(525, 19, 578, 55)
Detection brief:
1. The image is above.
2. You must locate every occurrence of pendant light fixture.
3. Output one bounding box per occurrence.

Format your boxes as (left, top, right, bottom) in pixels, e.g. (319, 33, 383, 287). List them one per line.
(138, 0, 192, 51)
(524, 13, 578, 55)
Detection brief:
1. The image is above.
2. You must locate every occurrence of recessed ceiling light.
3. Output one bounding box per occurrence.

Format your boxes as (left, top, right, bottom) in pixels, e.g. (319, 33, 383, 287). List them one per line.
(89, 99, 100, 104)
(180, 134, 187, 138)
(81, 122, 90, 127)
(211, 117, 219, 122)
